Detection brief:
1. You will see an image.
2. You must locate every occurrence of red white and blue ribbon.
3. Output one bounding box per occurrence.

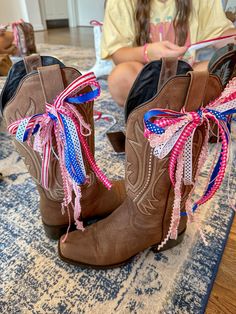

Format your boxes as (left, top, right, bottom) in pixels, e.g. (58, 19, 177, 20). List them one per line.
(8, 72, 111, 230)
(144, 77, 236, 249)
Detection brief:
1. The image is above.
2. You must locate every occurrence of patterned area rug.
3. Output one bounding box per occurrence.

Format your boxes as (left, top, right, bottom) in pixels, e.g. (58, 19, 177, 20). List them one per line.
(0, 44, 235, 314)
(36, 43, 96, 72)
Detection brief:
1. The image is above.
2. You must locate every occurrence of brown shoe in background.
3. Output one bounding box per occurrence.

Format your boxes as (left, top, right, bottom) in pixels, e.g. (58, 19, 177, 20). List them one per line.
(58, 69, 223, 268)
(0, 54, 12, 76)
(2, 54, 125, 239)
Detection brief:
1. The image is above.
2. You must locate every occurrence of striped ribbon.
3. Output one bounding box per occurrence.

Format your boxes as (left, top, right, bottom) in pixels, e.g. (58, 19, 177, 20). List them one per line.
(8, 72, 111, 229)
(11, 19, 25, 50)
(144, 77, 236, 248)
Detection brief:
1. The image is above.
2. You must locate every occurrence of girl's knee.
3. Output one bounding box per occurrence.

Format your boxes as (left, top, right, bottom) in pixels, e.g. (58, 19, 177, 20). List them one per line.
(108, 62, 143, 90)
(108, 62, 143, 106)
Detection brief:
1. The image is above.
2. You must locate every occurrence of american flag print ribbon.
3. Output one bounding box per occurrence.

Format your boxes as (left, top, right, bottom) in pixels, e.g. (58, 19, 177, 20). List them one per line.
(8, 72, 112, 230)
(144, 77, 236, 249)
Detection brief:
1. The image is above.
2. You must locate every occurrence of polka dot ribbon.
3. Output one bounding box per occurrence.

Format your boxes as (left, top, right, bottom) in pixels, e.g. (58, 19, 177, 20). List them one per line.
(8, 72, 112, 230)
(144, 77, 236, 249)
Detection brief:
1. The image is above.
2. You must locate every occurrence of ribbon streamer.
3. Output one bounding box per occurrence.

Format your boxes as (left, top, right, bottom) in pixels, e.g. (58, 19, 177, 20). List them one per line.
(11, 19, 25, 51)
(8, 72, 112, 230)
(144, 77, 236, 249)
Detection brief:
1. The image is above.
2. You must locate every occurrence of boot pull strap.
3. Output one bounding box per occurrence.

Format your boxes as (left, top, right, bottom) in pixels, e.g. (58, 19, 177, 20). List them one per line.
(184, 71, 209, 111)
(37, 64, 64, 103)
(24, 54, 42, 74)
(158, 57, 178, 91)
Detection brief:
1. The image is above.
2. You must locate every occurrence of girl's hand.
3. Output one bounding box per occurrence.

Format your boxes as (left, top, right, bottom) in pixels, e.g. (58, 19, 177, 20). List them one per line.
(146, 41, 187, 60)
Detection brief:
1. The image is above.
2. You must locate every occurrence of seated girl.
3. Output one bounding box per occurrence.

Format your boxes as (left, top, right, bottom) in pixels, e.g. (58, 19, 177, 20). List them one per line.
(101, 0, 236, 106)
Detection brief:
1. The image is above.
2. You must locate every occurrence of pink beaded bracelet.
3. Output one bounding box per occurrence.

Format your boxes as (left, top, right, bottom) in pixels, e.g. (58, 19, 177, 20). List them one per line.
(143, 43, 150, 63)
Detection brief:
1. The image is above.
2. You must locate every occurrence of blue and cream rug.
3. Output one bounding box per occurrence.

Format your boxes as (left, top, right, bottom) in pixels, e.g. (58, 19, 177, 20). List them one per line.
(0, 44, 235, 314)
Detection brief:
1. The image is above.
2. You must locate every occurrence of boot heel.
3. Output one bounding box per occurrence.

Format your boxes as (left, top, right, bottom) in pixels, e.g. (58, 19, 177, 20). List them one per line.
(43, 222, 74, 240)
(151, 229, 186, 253)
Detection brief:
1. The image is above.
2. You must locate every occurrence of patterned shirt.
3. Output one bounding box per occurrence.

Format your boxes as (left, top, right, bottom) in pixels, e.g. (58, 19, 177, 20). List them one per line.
(101, 0, 234, 63)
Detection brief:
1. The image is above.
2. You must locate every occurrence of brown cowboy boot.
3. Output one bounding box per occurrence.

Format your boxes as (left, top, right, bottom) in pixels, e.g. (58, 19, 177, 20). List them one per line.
(58, 70, 223, 268)
(3, 55, 125, 239)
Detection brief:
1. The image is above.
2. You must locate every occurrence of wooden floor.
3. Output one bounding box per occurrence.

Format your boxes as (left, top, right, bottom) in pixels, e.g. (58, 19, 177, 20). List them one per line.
(206, 215, 236, 313)
(35, 27, 236, 313)
(35, 26, 94, 48)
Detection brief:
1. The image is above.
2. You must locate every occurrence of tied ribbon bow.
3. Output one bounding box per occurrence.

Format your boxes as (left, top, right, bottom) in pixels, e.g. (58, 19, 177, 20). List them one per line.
(144, 77, 236, 249)
(8, 72, 111, 230)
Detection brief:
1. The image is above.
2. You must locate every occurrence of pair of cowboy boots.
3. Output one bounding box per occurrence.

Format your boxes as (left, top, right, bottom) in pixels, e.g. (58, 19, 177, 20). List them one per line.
(2, 46, 235, 268)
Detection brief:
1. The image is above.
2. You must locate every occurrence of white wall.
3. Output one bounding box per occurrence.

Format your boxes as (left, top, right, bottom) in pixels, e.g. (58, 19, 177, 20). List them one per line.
(77, 0, 105, 26)
(0, 0, 44, 31)
(25, 0, 44, 30)
(0, 0, 28, 24)
(0, 0, 106, 30)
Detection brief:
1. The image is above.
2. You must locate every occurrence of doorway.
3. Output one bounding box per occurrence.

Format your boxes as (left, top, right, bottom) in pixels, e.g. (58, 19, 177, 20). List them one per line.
(39, 0, 105, 29)
(39, 0, 69, 29)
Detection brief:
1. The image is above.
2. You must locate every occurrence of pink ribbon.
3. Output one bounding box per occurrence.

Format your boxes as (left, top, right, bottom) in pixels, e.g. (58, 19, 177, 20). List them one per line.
(11, 19, 25, 48)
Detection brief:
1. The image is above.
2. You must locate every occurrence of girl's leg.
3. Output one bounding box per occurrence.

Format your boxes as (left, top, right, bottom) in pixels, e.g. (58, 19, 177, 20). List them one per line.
(108, 61, 143, 107)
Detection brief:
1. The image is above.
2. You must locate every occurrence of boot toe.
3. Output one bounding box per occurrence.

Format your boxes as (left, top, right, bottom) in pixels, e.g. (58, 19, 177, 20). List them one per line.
(58, 225, 101, 267)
